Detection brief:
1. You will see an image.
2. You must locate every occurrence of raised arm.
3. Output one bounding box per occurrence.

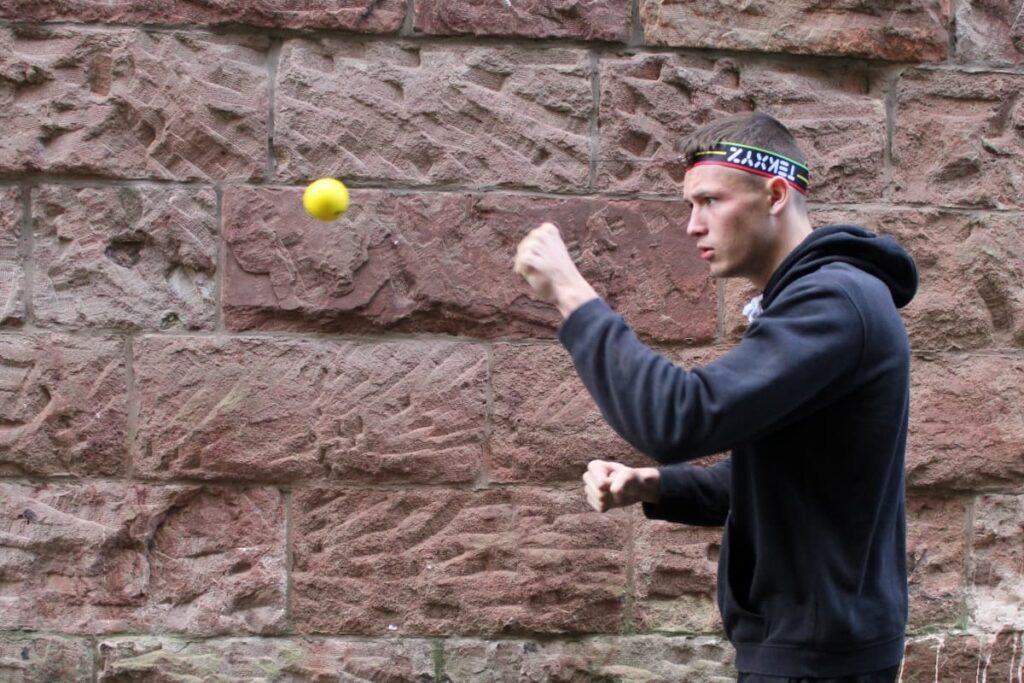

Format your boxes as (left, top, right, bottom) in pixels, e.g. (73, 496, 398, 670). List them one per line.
(558, 281, 862, 463)
(514, 222, 864, 464)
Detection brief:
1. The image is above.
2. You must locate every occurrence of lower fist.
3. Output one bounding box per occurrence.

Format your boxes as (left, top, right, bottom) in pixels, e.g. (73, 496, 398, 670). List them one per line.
(582, 460, 660, 513)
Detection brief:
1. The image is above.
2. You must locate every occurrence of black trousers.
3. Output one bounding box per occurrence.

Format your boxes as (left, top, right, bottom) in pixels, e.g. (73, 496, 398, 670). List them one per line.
(737, 665, 900, 683)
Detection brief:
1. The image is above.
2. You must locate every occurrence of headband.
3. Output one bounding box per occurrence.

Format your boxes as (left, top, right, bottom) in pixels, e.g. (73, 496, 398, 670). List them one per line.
(688, 141, 810, 194)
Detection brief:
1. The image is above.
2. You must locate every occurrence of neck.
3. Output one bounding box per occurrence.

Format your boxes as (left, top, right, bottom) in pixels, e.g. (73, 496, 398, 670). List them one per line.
(749, 211, 813, 291)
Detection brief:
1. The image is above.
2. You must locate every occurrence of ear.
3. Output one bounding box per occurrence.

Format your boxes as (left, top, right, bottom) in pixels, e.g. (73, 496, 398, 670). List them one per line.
(767, 176, 790, 216)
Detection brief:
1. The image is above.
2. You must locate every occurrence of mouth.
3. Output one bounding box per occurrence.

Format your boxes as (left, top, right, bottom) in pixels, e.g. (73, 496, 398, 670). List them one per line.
(698, 247, 714, 261)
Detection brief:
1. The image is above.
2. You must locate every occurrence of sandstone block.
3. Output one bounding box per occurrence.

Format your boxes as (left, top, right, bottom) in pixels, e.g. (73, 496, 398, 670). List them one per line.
(633, 516, 722, 634)
(414, 0, 632, 42)
(490, 342, 648, 483)
(32, 186, 217, 331)
(894, 69, 1024, 209)
(954, 0, 1024, 64)
(134, 336, 486, 484)
(443, 635, 736, 682)
(0, 27, 268, 181)
(0, 482, 285, 635)
(0, 189, 25, 326)
(901, 631, 1024, 683)
(908, 355, 1024, 491)
(0, 333, 126, 477)
(813, 207, 1024, 351)
(639, 0, 949, 61)
(291, 486, 628, 635)
(969, 494, 1024, 632)
(96, 636, 435, 682)
(598, 55, 885, 202)
(0, 0, 405, 32)
(0, 633, 92, 683)
(274, 42, 592, 191)
(597, 54, 745, 196)
(906, 496, 968, 628)
(223, 188, 715, 341)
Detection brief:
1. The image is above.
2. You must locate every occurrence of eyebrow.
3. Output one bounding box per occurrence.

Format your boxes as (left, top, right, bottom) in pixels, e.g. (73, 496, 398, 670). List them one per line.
(683, 188, 718, 202)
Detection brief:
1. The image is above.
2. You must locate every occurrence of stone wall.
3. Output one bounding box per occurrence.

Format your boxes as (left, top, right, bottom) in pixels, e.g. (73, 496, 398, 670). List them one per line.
(0, 1, 1021, 681)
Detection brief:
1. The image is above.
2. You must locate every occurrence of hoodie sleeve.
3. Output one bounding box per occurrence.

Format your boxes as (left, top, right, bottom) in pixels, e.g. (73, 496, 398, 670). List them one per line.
(558, 275, 864, 462)
(643, 458, 732, 526)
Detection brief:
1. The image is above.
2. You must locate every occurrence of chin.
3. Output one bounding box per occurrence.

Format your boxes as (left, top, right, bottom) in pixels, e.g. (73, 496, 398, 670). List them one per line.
(708, 262, 729, 278)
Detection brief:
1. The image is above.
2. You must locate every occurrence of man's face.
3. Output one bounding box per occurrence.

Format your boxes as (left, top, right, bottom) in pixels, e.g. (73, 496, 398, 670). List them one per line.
(682, 164, 774, 280)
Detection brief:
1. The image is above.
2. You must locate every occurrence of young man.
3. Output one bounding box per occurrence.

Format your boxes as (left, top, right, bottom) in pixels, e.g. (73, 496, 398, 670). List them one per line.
(513, 113, 918, 682)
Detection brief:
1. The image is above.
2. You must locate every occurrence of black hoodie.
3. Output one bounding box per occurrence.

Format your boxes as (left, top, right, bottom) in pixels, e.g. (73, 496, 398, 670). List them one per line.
(558, 225, 919, 678)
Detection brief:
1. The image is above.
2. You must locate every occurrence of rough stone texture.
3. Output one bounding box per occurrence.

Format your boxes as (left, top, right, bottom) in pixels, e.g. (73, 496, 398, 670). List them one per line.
(32, 186, 217, 331)
(598, 54, 885, 202)
(0, 27, 268, 182)
(96, 636, 435, 682)
(955, 0, 1024, 64)
(133, 336, 487, 484)
(639, 0, 950, 62)
(0, 189, 25, 326)
(898, 208, 1024, 350)
(906, 496, 968, 628)
(0, 633, 92, 683)
(443, 635, 736, 682)
(633, 515, 722, 634)
(908, 354, 1024, 491)
(0, 0, 406, 33)
(0, 482, 285, 635)
(291, 486, 628, 636)
(489, 341, 649, 483)
(2, 0, 1021, 663)
(901, 631, 1024, 682)
(414, 0, 632, 42)
(273, 42, 592, 191)
(597, 53, 743, 196)
(490, 345, 729, 483)
(813, 207, 1024, 351)
(969, 494, 1024, 632)
(894, 69, 1024, 209)
(223, 188, 715, 341)
(0, 333, 126, 477)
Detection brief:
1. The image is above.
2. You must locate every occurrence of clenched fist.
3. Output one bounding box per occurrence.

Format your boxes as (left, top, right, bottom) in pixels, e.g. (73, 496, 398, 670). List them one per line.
(582, 460, 661, 513)
(514, 222, 599, 318)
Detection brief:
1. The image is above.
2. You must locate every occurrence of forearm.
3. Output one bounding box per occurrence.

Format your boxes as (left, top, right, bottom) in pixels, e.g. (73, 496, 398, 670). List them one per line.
(643, 459, 732, 527)
(559, 299, 707, 462)
(634, 466, 662, 504)
(554, 277, 599, 319)
(559, 282, 866, 464)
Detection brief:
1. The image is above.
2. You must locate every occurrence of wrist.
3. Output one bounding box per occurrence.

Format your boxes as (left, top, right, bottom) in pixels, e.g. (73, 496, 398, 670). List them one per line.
(637, 467, 661, 504)
(554, 277, 599, 318)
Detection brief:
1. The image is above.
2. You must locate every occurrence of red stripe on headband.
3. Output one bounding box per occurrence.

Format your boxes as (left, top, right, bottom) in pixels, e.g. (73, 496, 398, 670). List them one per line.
(688, 160, 808, 195)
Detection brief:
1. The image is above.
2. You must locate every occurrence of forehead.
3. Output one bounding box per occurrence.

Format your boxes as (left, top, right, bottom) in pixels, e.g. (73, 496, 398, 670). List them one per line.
(682, 164, 761, 198)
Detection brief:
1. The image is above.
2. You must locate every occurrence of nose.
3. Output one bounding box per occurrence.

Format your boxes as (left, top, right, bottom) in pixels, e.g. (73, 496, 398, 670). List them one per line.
(686, 206, 706, 237)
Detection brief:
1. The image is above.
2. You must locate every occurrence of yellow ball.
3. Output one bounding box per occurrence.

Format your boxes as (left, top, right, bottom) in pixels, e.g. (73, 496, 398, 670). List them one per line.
(302, 178, 350, 221)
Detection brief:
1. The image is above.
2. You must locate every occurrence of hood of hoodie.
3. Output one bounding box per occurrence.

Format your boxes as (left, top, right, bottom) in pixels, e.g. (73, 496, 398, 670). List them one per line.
(761, 224, 918, 310)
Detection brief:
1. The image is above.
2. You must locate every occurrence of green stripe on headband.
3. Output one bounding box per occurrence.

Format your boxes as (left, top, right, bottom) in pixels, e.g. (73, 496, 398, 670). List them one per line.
(689, 141, 810, 194)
